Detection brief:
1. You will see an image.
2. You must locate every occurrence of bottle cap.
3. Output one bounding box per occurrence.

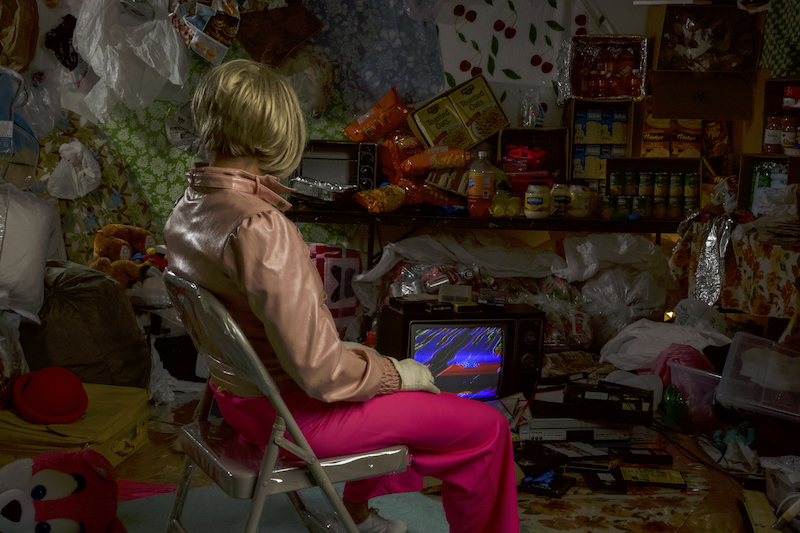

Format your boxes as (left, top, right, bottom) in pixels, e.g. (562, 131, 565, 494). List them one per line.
(478, 150, 488, 157)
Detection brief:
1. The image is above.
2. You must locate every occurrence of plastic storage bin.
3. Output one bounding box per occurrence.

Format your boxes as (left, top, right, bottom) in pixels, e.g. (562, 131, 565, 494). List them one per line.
(668, 362, 722, 432)
(715, 331, 800, 424)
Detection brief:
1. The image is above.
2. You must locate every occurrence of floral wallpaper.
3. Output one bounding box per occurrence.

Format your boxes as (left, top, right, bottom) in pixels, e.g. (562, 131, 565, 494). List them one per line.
(28, 110, 160, 265)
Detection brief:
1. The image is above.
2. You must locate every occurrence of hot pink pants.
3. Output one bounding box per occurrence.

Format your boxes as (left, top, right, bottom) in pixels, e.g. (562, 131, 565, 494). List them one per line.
(212, 386, 520, 533)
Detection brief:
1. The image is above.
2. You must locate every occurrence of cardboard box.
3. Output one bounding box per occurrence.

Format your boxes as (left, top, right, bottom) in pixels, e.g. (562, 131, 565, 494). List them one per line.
(650, 71, 754, 121)
(448, 75, 509, 142)
(574, 108, 603, 144)
(645, 5, 762, 73)
(573, 144, 603, 180)
(408, 74, 509, 150)
(411, 97, 475, 150)
(670, 119, 702, 158)
(601, 110, 629, 145)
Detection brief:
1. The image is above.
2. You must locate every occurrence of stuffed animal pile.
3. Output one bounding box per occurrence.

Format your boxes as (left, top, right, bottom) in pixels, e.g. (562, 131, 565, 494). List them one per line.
(89, 223, 167, 287)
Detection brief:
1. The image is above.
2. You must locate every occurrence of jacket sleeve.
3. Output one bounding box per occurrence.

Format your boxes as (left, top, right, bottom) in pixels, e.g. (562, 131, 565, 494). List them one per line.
(220, 210, 399, 402)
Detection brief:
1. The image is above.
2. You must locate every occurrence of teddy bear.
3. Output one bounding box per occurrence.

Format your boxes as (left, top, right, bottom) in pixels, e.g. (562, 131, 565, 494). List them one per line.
(0, 448, 127, 533)
(88, 224, 163, 288)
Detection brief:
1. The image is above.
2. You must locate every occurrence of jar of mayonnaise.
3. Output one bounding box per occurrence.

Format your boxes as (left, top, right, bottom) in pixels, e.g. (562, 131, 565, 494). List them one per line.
(524, 180, 551, 219)
(550, 181, 571, 216)
(567, 179, 591, 218)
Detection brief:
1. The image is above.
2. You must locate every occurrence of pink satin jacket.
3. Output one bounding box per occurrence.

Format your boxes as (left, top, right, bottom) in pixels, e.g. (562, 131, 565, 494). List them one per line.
(163, 164, 398, 402)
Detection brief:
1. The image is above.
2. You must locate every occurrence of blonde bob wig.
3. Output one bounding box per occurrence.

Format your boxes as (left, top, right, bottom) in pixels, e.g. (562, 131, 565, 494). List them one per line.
(192, 59, 306, 178)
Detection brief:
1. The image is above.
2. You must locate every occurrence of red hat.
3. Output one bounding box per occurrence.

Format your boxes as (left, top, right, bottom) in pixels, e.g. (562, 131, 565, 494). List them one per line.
(12, 367, 89, 424)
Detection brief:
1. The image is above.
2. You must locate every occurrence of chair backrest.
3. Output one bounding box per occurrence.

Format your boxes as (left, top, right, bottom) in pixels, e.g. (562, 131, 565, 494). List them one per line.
(162, 269, 281, 399)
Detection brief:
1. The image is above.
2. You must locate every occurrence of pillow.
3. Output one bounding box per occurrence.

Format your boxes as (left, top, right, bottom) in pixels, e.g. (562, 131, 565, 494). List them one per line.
(0, 183, 55, 323)
(278, 46, 338, 119)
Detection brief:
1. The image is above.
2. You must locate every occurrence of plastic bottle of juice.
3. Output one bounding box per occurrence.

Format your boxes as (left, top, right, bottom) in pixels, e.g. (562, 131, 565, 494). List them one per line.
(467, 150, 495, 217)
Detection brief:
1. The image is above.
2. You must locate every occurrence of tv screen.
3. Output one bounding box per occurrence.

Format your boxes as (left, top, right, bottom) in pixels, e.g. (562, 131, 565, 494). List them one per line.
(409, 322, 505, 400)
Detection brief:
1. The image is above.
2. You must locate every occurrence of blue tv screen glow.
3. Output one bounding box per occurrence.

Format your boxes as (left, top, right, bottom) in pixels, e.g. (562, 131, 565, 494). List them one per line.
(410, 324, 504, 400)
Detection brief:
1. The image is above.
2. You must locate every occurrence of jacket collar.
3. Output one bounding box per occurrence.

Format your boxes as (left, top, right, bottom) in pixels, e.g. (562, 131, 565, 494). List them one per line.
(186, 163, 293, 212)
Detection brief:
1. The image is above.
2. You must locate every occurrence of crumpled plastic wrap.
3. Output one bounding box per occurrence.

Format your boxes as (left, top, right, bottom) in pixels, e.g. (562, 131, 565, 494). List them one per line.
(692, 214, 734, 306)
(73, 0, 191, 121)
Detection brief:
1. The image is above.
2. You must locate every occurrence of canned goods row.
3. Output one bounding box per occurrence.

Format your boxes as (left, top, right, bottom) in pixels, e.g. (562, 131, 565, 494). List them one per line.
(608, 171, 700, 199)
(601, 194, 699, 219)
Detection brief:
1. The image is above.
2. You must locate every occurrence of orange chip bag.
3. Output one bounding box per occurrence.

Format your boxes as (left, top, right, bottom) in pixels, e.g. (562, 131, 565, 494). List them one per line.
(396, 176, 424, 205)
(387, 129, 425, 175)
(343, 87, 412, 143)
(399, 146, 474, 176)
(354, 184, 406, 213)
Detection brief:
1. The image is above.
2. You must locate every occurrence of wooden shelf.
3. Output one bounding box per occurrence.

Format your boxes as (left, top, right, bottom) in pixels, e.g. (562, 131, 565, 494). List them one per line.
(285, 204, 682, 233)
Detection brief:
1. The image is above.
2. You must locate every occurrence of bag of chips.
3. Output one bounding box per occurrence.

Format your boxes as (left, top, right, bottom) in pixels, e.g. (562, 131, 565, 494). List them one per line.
(354, 184, 406, 213)
(399, 146, 474, 176)
(343, 87, 412, 143)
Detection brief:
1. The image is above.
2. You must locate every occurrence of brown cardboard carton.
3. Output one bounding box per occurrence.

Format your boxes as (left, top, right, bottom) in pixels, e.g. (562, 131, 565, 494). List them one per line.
(650, 71, 754, 121)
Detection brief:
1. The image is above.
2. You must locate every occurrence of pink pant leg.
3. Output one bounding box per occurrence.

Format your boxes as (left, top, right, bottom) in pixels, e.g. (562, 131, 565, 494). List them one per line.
(213, 387, 520, 533)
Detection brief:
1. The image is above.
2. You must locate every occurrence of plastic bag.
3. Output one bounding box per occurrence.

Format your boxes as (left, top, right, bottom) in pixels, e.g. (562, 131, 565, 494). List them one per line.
(16, 71, 61, 139)
(511, 276, 592, 351)
(74, 0, 191, 121)
(0, 67, 40, 190)
(581, 266, 667, 349)
(47, 138, 102, 200)
(599, 319, 732, 371)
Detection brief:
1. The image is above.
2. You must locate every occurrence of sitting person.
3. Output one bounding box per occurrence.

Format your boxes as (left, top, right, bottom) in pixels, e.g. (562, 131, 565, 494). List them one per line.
(163, 59, 519, 533)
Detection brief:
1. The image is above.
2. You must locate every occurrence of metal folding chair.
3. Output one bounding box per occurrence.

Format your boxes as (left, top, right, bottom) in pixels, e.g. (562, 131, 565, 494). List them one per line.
(162, 269, 409, 533)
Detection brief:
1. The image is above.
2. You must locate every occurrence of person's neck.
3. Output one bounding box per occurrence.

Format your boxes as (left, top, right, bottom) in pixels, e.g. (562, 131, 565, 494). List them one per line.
(208, 154, 262, 175)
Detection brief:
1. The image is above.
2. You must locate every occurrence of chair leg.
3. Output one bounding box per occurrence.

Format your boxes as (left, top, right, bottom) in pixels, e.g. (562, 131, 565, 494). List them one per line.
(287, 491, 346, 533)
(165, 455, 195, 533)
(242, 418, 289, 533)
(307, 467, 360, 533)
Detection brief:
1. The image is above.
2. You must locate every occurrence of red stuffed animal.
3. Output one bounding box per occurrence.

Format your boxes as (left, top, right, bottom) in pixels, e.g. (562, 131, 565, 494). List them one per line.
(0, 448, 127, 533)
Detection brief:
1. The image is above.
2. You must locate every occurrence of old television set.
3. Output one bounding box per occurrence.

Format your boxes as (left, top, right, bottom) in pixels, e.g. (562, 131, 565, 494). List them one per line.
(374, 299, 545, 401)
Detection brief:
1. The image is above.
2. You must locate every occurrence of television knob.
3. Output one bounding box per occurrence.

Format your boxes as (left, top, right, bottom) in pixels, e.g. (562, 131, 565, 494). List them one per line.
(521, 353, 537, 369)
(360, 152, 374, 165)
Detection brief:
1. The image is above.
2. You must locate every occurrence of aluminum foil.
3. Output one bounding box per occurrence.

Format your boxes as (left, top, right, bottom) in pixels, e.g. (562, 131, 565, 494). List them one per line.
(556, 35, 648, 106)
(693, 214, 735, 306)
(290, 176, 357, 204)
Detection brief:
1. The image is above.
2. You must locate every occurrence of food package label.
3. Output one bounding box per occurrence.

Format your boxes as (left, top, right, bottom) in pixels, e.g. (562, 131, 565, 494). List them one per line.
(642, 109, 673, 158)
(447, 75, 508, 142)
(412, 97, 475, 149)
(574, 109, 602, 144)
(573, 144, 603, 180)
(600, 110, 628, 145)
(671, 119, 702, 158)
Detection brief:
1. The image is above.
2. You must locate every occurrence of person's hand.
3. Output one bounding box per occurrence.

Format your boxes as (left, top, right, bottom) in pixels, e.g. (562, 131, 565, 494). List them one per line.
(386, 357, 440, 394)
